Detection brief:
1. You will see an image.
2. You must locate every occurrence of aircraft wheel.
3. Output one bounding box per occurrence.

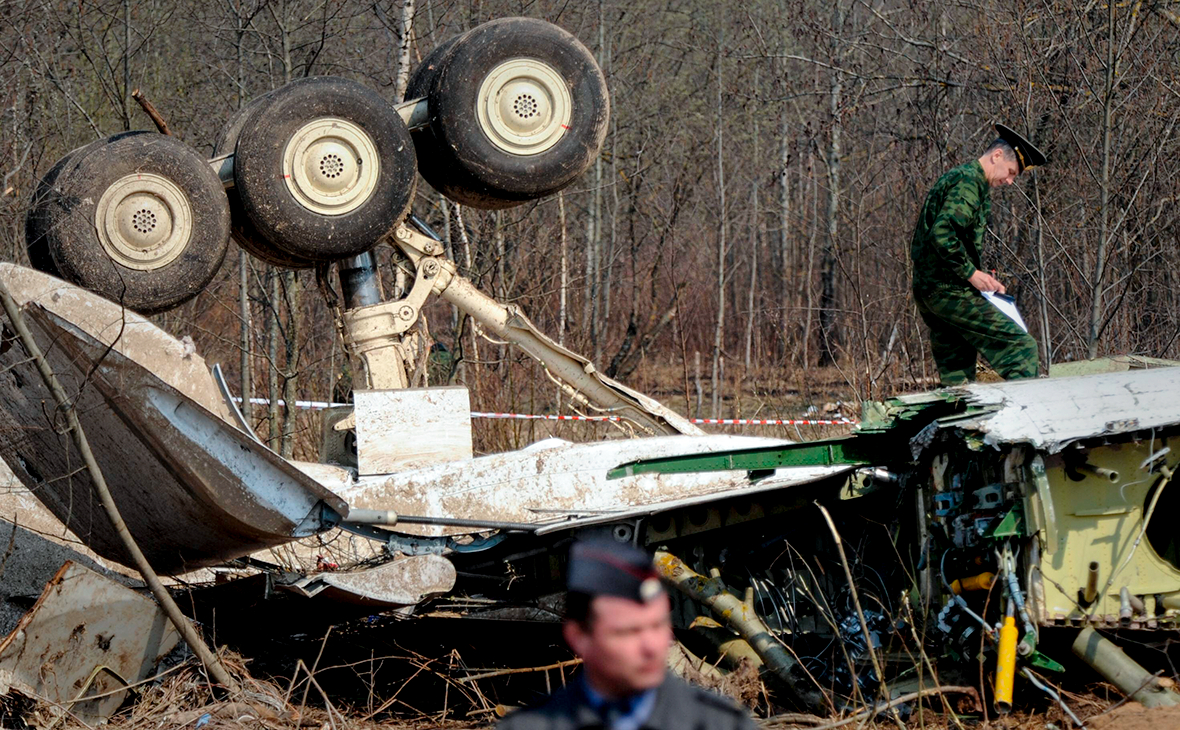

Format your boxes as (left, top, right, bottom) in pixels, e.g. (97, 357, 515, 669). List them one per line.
(232, 76, 416, 262)
(418, 17, 609, 209)
(404, 34, 464, 102)
(28, 131, 230, 314)
(214, 93, 318, 269)
(25, 141, 104, 278)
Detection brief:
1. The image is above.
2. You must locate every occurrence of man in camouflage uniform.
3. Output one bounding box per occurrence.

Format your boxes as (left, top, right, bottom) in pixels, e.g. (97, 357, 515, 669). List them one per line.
(910, 124, 1046, 384)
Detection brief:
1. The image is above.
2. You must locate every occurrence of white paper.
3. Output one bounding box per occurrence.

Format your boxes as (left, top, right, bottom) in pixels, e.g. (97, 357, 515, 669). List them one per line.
(982, 291, 1028, 333)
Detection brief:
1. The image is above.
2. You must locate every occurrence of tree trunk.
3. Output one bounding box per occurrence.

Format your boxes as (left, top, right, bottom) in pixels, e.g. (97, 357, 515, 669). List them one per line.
(442, 196, 460, 384)
(239, 253, 252, 425)
(558, 191, 568, 412)
(394, 0, 415, 101)
(745, 77, 760, 372)
(1087, 0, 1116, 359)
(494, 210, 506, 368)
(454, 203, 479, 395)
(267, 267, 281, 450)
(280, 270, 300, 459)
(602, 69, 618, 332)
(1033, 172, 1051, 368)
(710, 22, 726, 418)
(802, 149, 818, 370)
(818, 0, 845, 367)
(778, 98, 792, 361)
(122, 0, 131, 130)
(558, 192, 569, 347)
(235, 10, 252, 426)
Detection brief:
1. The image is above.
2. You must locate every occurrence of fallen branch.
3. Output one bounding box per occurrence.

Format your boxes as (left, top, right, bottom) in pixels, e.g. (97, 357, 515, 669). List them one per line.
(0, 287, 239, 692)
(131, 89, 172, 135)
(815, 501, 902, 727)
(460, 658, 583, 683)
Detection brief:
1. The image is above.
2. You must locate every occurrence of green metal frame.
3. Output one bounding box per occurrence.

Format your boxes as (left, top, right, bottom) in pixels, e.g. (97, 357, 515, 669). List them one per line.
(607, 393, 971, 481)
(606, 436, 886, 479)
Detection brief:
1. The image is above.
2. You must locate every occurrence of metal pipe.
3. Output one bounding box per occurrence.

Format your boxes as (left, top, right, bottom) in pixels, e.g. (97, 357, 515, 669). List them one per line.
(346, 509, 398, 525)
(1079, 463, 1119, 483)
(1119, 587, 1133, 624)
(1072, 627, 1180, 708)
(409, 213, 442, 240)
(655, 550, 828, 712)
(951, 572, 995, 594)
(338, 251, 383, 309)
(994, 603, 1018, 715)
(436, 272, 700, 436)
(343, 509, 538, 532)
(1001, 545, 1037, 653)
(1127, 593, 1146, 614)
(1083, 561, 1100, 604)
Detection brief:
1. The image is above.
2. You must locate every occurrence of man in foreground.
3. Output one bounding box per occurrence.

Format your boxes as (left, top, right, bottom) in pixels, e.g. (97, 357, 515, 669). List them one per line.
(910, 123, 1046, 384)
(498, 540, 758, 730)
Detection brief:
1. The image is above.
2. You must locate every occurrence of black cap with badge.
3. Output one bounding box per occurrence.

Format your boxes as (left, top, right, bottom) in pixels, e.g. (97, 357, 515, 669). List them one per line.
(567, 540, 666, 603)
(994, 123, 1047, 172)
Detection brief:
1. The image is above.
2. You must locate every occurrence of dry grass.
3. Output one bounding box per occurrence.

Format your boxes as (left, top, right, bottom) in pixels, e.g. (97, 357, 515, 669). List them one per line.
(24, 646, 1175, 730)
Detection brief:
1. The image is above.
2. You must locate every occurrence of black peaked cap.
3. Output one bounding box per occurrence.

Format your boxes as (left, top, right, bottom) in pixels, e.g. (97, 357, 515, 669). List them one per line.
(567, 540, 665, 603)
(995, 123, 1047, 171)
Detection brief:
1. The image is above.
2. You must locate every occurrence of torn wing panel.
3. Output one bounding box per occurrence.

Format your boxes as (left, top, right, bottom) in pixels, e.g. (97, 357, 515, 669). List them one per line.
(0, 303, 347, 574)
(950, 367, 1180, 452)
(340, 435, 848, 537)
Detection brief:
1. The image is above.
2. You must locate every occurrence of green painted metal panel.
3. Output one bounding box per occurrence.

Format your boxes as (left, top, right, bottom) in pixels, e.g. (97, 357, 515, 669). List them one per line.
(607, 436, 887, 479)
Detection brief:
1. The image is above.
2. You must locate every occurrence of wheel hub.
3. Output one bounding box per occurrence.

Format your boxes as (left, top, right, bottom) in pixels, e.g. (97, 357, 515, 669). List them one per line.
(283, 118, 380, 216)
(95, 173, 193, 271)
(477, 59, 572, 156)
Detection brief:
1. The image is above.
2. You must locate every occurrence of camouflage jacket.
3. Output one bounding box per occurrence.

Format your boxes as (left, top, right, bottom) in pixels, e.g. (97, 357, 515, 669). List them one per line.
(910, 160, 990, 293)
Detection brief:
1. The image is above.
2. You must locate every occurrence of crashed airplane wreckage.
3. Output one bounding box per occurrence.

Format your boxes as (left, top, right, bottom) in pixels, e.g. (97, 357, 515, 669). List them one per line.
(3, 257, 1179, 713)
(4, 17, 1180, 715)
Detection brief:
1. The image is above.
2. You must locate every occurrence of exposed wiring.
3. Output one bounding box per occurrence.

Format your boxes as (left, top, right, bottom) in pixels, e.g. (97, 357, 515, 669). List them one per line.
(1000, 542, 1038, 644)
(940, 550, 998, 639)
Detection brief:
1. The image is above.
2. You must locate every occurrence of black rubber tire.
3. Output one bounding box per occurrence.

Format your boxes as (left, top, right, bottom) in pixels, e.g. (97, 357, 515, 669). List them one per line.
(233, 76, 417, 262)
(214, 93, 318, 269)
(25, 135, 142, 277)
(403, 35, 465, 200)
(404, 33, 465, 102)
(421, 17, 610, 210)
(26, 147, 87, 277)
(41, 132, 230, 314)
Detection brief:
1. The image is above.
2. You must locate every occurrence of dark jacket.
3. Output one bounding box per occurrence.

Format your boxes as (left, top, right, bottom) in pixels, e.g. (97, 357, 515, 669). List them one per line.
(497, 673, 759, 730)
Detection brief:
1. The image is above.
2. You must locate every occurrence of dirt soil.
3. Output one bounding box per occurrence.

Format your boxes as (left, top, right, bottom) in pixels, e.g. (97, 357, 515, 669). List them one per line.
(1086, 702, 1180, 730)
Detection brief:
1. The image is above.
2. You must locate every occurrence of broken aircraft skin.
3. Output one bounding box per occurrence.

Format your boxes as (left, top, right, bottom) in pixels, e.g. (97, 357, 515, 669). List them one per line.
(2, 262, 1180, 711)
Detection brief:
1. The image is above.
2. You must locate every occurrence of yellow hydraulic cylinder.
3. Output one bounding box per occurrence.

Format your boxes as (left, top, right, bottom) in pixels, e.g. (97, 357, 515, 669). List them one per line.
(994, 611, 1019, 715)
(951, 572, 995, 594)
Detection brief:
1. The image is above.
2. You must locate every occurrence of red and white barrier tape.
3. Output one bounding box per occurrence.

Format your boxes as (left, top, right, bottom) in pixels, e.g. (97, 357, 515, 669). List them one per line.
(473, 411, 620, 422)
(234, 398, 854, 426)
(688, 417, 854, 426)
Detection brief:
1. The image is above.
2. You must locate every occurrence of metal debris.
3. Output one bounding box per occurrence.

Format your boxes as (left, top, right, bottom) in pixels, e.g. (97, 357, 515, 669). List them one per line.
(0, 561, 180, 725)
(279, 554, 456, 606)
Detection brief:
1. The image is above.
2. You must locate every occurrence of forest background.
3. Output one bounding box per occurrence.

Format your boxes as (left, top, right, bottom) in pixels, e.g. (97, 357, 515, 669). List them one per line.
(1, 0, 1178, 458)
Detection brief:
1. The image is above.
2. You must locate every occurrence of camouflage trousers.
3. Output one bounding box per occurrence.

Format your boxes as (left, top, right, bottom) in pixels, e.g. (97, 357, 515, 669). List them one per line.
(914, 287, 1039, 385)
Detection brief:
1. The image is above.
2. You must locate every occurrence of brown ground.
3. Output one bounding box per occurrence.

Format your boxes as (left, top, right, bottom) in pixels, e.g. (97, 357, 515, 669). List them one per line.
(1086, 702, 1180, 730)
(17, 651, 1176, 730)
